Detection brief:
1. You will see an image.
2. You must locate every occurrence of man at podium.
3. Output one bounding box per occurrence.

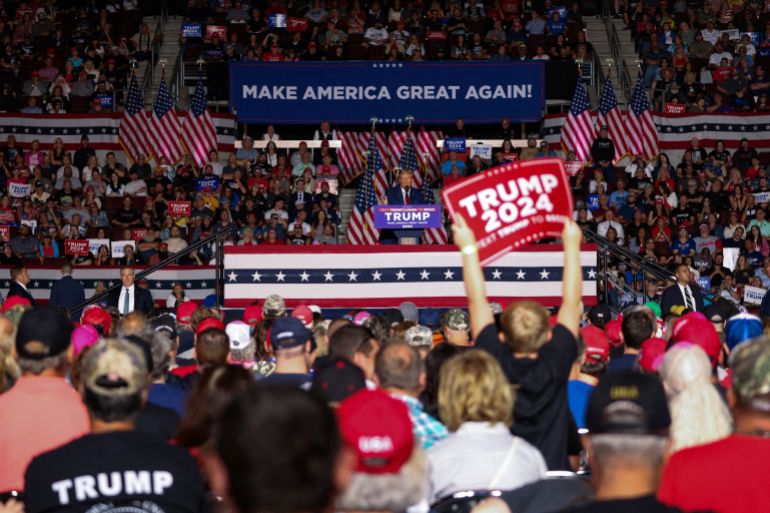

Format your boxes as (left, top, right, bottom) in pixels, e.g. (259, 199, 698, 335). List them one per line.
(385, 168, 425, 206)
(380, 168, 425, 244)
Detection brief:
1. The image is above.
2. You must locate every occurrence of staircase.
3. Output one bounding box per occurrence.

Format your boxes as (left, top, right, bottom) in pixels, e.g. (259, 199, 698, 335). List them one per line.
(145, 16, 186, 106)
(132, 16, 164, 97)
(584, 16, 630, 105)
(339, 189, 356, 243)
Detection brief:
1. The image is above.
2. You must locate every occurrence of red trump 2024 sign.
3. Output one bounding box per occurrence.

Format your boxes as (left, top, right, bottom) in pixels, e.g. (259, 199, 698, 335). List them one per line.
(441, 158, 573, 266)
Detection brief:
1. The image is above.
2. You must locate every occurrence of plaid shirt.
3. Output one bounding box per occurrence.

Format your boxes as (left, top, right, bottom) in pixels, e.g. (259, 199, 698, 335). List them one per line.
(391, 393, 448, 450)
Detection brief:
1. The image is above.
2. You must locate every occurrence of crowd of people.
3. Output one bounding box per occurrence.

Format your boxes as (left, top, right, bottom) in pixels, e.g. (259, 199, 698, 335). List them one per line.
(182, 0, 589, 64)
(0, 218, 767, 513)
(575, 127, 770, 312)
(0, 130, 343, 266)
(625, 0, 770, 112)
(0, 0, 154, 113)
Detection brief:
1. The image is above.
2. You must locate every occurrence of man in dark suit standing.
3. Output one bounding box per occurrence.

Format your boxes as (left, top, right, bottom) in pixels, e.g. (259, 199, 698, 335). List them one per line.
(109, 265, 155, 316)
(7, 265, 36, 306)
(384, 168, 425, 206)
(49, 262, 86, 321)
(661, 263, 705, 316)
(380, 168, 425, 244)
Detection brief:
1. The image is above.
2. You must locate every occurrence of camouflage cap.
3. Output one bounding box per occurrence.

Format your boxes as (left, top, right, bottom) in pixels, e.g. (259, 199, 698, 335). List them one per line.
(83, 339, 148, 397)
(262, 294, 286, 318)
(404, 325, 433, 348)
(730, 336, 770, 413)
(443, 308, 470, 331)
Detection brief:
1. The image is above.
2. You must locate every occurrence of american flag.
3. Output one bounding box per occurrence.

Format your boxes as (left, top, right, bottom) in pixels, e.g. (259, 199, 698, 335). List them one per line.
(338, 131, 366, 184)
(597, 79, 629, 161)
(337, 129, 442, 185)
(626, 75, 659, 160)
(560, 79, 595, 162)
(118, 74, 153, 163)
(181, 79, 218, 167)
(370, 133, 391, 199)
(223, 245, 599, 308)
(543, 112, 770, 152)
(388, 131, 408, 171)
(148, 79, 184, 164)
(1, 112, 235, 152)
(346, 134, 381, 245)
(400, 135, 448, 244)
(416, 128, 442, 184)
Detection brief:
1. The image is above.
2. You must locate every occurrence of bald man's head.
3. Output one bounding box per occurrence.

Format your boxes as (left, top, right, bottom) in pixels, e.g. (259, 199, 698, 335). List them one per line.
(374, 341, 423, 394)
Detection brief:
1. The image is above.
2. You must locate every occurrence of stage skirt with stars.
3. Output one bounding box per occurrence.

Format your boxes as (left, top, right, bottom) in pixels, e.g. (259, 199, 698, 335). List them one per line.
(224, 245, 598, 308)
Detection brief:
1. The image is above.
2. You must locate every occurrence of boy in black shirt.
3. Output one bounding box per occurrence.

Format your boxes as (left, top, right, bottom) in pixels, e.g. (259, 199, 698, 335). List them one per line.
(452, 216, 583, 470)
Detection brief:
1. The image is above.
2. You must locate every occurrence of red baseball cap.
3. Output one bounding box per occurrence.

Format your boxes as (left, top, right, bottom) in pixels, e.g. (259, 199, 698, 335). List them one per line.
(243, 305, 263, 325)
(638, 337, 668, 373)
(81, 305, 112, 335)
(176, 301, 198, 325)
(604, 319, 623, 347)
(291, 305, 313, 328)
(196, 317, 225, 337)
(2, 296, 31, 314)
(580, 324, 610, 364)
(338, 390, 414, 475)
(671, 312, 721, 367)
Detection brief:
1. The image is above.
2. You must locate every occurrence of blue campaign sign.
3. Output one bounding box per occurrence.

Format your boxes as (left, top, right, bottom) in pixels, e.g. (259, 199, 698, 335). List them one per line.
(182, 23, 203, 38)
(374, 205, 443, 229)
(268, 14, 287, 28)
(229, 61, 545, 124)
(444, 138, 466, 153)
(195, 177, 219, 191)
(95, 94, 113, 107)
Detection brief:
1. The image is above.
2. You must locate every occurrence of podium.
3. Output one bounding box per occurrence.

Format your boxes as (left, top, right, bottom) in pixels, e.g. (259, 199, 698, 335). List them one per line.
(374, 205, 443, 245)
(393, 229, 422, 245)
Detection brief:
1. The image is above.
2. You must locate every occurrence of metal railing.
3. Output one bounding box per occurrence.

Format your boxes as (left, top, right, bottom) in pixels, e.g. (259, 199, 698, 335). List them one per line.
(141, 0, 170, 99)
(168, 52, 190, 110)
(583, 229, 736, 313)
(68, 226, 234, 317)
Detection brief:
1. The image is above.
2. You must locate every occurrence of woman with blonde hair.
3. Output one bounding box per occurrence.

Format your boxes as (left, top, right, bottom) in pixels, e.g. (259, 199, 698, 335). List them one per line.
(659, 344, 732, 454)
(0, 317, 20, 393)
(427, 350, 546, 502)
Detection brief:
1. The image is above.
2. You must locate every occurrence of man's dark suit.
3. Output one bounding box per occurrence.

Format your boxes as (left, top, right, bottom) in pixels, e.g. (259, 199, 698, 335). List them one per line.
(7, 281, 36, 306)
(385, 185, 424, 206)
(661, 282, 705, 316)
(380, 186, 426, 243)
(108, 285, 155, 315)
(50, 275, 86, 321)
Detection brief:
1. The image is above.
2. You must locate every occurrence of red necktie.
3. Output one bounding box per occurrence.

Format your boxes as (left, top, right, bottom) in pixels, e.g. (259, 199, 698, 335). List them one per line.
(405, 189, 410, 205)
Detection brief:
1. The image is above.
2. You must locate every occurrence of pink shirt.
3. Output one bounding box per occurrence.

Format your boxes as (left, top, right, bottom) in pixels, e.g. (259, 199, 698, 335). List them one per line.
(24, 151, 45, 168)
(0, 375, 90, 492)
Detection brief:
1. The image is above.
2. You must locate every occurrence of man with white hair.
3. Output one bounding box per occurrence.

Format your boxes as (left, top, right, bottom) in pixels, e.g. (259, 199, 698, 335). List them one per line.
(659, 336, 770, 513)
(336, 389, 428, 513)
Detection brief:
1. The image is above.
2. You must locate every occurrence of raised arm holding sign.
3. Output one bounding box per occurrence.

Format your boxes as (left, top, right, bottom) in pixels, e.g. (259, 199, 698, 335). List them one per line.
(453, 216, 583, 340)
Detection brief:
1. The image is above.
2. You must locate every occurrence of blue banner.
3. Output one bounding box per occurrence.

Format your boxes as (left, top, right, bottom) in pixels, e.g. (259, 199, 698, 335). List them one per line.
(195, 177, 219, 191)
(268, 14, 287, 28)
(374, 205, 443, 229)
(444, 138, 466, 153)
(229, 61, 545, 124)
(182, 23, 203, 38)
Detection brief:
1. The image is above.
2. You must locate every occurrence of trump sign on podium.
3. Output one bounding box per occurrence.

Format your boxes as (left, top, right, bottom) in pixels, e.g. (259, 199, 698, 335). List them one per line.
(374, 205, 443, 229)
(442, 158, 573, 266)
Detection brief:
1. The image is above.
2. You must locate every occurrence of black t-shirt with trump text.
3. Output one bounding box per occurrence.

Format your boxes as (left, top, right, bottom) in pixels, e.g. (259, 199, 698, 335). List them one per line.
(24, 430, 205, 513)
